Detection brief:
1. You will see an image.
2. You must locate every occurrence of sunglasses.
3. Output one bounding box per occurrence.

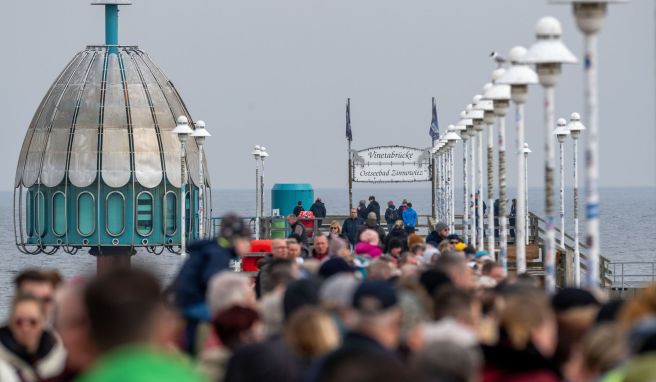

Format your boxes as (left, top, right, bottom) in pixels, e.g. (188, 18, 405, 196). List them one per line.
(450, 241, 459, 245)
(14, 317, 39, 328)
(330, 227, 339, 230)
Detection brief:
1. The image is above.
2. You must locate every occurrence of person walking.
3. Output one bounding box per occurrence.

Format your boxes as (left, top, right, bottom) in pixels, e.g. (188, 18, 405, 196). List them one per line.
(293, 201, 304, 217)
(509, 199, 517, 239)
(357, 200, 368, 221)
(402, 202, 418, 233)
(366, 196, 381, 223)
(309, 198, 326, 227)
(384, 201, 398, 232)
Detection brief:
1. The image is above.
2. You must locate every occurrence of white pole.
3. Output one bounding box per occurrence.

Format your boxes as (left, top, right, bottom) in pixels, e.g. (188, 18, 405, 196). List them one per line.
(477, 129, 484, 250)
(260, 158, 265, 218)
(255, 158, 260, 240)
(463, 137, 469, 244)
(515, 103, 526, 274)
(487, 124, 495, 255)
(451, 147, 456, 232)
(470, 135, 477, 247)
(544, 86, 557, 293)
(180, 141, 187, 257)
(584, 32, 600, 288)
(573, 137, 581, 287)
(498, 116, 508, 273)
(198, 141, 205, 239)
(524, 150, 529, 246)
(559, 140, 566, 250)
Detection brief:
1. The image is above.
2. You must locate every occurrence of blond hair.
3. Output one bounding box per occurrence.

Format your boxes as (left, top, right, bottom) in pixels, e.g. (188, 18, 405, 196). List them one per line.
(499, 291, 553, 350)
(285, 307, 340, 358)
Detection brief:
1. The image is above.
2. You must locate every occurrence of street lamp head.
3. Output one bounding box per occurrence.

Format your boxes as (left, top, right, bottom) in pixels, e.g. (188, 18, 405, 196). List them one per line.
(497, 46, 538, 104)
(173, 115, 194, 142)
(252, 145, 262, 159)
(524, 17, 578, 87)
(523, 142, 532, 155)
(554, 118, 571, 143)
(551, 0, 626, 34)
(445, 126, 462, 147)
(479, 87, 497, 124)
(487, 69, 511, 116)
(191, 120, 211, 145)
(566, 112, 586, 139)
(259, 146, 269, 159)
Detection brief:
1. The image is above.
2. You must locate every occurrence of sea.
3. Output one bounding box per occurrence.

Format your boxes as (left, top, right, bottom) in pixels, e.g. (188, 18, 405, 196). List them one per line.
(0, 187, 654, 314)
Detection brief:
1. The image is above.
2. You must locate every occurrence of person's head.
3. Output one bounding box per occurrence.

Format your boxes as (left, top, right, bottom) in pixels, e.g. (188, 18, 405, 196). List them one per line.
(286, 239, 302, 261)
(435, 222, 449, 238)
(387, 239, 404, 257)
(316, 198, 322, 203)
(271, 239, 289, 259)
(15, 269, 55, 318)
(499, 289, 557, 358)
(368, 196, 375, 202)
(352, 280, 402, 349)
(359, 200, 366, 207)
(407, 202, 413, 208)
(219, 214, 252, 256)
(213, 306, 262, 351)
(207, 272, 255, 318)
(54, 279, 98, 372)
(387, 200, 394, 207)
(435, 253, 474, 290)
(262, 258, 297, 295)
(297, 201, 303, 206)
(84, 268, 164, 353)
(367, 258, 397, 281)
(411, 340, 482, 382)
(481, 261, 505, 283)
(287, 214, 298, 224)
(580, 323, 628, 380)
(285, 307, 340, 359)
(9, 294, 46, 353)
(410, 243, 425, 258)
(313, 233, 329, 256)
(367, 212, 376, 222)
(619, 283, 656, 329)
(393, 220, 404, 229)
(329, 221, 342, 235)
(350, 208, 358, 218)
(359, 229, 380, 246)
(433, 286, 479, 328)
(319, 257, 356, 279)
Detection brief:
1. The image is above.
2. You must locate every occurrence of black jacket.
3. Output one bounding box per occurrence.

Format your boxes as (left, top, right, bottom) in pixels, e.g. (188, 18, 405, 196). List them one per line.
(426, 230, 447, 247)
(367, 201, 381, 222)
(342, 217, 363, 245)
(293, 205, 304, 216)
(357, 220, 386, 244)
(289, 221, 307, 245)
(384, 205, 397, 224)
(385, 227, 407, 252)
(309, 202, 326, 218)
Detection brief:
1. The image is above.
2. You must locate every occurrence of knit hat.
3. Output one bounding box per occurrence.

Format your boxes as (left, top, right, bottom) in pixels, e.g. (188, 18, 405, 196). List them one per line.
(283, 278, 320, 320)
(551, 288, 600, 313)
(388, 200, 394, 206)
(318, 257, 357, 279)
(454, 242, 467, 251)
(352, 280, 397, 313)
(435, 222, 449, 232)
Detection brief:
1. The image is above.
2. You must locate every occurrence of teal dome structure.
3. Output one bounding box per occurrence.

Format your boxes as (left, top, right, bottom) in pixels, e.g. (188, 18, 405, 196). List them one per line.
(13, 3, 209, 255)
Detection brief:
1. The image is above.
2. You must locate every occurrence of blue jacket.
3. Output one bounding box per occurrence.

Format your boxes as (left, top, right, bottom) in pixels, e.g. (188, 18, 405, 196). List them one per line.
(402, 207, 418, 227)
(173, 239, 239, 313)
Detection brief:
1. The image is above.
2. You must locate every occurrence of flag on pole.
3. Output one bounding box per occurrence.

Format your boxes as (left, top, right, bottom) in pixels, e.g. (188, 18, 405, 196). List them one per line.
(429, 97, 440, 141)
(345, 98, 352, 141)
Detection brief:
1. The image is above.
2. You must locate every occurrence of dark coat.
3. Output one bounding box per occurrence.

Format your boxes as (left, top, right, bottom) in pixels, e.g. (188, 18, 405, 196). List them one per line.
(288, 221, 307, 246)
(309, 201, 326, 218)
(293, 205, 304, 216)
(481, 342, 562, 382)
(357, 204, 368, 221)
(367, 201, 381, 222)
(384, 205, 397, 224)
(342, 217, 363, 245)
(385, 227, 407, 252)
(426, 230, 448, 247)
(174, 239, 239, 309)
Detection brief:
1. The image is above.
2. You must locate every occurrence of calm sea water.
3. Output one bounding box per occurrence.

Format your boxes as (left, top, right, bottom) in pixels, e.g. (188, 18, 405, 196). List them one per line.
(0, 187, 654, 314)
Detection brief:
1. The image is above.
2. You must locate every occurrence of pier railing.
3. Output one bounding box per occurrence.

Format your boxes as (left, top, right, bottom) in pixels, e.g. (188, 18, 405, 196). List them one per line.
(607, 262, 656, 297)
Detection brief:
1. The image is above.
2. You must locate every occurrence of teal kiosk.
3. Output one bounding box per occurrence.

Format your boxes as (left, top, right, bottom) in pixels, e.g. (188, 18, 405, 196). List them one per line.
(270, 184, 314, 238)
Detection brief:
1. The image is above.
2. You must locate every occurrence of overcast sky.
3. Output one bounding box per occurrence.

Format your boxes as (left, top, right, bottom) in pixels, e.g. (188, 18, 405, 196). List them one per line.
(2, 0, 654, 191)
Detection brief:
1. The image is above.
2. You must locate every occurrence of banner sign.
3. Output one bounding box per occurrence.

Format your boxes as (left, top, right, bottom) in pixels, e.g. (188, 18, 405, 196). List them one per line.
(351, 146, 432, 183)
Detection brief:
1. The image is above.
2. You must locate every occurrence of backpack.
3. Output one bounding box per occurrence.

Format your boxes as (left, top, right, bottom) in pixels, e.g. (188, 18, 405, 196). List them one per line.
(389, 208, 400, 222)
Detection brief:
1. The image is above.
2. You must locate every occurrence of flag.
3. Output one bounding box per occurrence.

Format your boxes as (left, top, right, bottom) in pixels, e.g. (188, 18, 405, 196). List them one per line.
(429, 97, 440, 141)
(345, 98, 352, 141)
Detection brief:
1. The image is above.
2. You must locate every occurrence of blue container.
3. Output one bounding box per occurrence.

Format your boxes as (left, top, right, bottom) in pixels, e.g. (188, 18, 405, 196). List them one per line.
(271, 183, 314, 217)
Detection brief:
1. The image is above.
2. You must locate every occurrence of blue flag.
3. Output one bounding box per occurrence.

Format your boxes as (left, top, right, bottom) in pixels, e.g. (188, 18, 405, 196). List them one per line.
(346, 98, 352, 141)
(429, 97, 439, 141)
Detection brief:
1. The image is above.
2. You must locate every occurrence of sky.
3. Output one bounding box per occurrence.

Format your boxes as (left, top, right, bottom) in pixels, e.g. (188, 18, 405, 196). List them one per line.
(1, 0, 654, 191)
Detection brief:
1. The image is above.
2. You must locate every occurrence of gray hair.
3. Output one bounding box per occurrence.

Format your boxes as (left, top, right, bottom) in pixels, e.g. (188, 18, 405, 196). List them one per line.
(411, 339, 482, 382)
(320, 274, 359, 309)
(206, 272, 253, 317)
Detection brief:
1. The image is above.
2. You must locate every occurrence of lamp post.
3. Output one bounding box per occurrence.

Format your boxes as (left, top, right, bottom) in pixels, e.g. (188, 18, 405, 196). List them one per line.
(466, 103, 483, 249)
(497, 46, 538, 274)
(252, 145, 262, 239)
(485, 68, 511, 271)
(439, 138, 448, 224)
(523, 142, 532, 246)
(551, 0, 627, 290)
(480, 87, 497, 255)
(173, 115, 194, 257)
(259, 146, 268, 219)
(191, 120, 210, 239)
(445, 126, 462, 232)
(554, 119, 570, 252)
(567, 112, 586, 286)
(524, 16, 577, 292)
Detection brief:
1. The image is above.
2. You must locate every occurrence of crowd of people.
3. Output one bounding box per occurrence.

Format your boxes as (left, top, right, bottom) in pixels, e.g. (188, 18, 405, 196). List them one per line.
(1, 212, 656, 382)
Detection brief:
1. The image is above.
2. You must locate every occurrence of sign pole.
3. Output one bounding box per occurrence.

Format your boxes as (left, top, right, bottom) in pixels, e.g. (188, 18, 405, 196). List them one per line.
(348, 140, 353, 211)
(431, 138, 436, 219)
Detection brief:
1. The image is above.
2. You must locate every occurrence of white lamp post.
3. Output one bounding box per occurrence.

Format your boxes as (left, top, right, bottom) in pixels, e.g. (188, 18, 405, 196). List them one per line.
(445, 126, 462, 232)
(252, 145, 262, 239)
(191, 120, 210, 239)
(438, 138, 448, 224)
(497, 46, 538, 274)
(552, 0, 626, 289)
(466, 103, 484, 249)
(259, 146, 268, 219)
(523, 142, 532, 247)
(173, 115, 194, 257)
(485, 68, 511, 271)
(553, 118, 570, 252)
(524, 16, 577, 292)
(567, 112, 586, 286)
(480, 86, 497, 255)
